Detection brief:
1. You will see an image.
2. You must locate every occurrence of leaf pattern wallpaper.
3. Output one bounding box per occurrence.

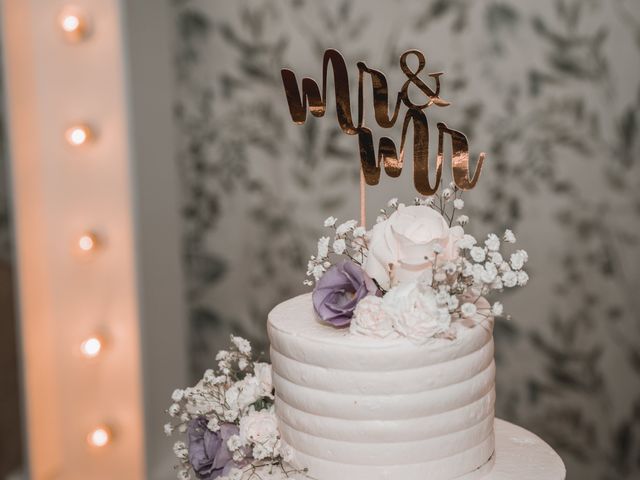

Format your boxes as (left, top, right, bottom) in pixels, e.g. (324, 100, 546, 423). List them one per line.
(171, 1, 640, 478)
(0, 0, 636, 478)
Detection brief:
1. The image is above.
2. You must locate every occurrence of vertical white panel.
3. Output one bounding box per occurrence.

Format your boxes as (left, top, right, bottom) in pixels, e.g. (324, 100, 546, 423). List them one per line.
(2, 0, 155, 478)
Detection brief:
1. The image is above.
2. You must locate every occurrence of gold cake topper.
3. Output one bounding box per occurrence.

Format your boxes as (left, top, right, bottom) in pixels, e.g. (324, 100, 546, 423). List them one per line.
(281, 49, 485, 196)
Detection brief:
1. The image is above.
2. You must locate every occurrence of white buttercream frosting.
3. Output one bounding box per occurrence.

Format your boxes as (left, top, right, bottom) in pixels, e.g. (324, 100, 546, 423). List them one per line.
(268, 293, 495, 480)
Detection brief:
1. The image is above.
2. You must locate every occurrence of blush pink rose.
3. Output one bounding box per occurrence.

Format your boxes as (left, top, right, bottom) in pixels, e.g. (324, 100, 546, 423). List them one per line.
(363, 205, 464, 289)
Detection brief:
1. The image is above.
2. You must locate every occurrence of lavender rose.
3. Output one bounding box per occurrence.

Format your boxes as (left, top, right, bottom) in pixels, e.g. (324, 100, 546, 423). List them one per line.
(187, 418, 243, 479)
(312, 260, 379, 327)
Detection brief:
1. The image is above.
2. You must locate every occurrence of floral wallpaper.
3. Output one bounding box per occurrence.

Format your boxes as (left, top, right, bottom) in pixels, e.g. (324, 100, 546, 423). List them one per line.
(171, 1, 640, 479)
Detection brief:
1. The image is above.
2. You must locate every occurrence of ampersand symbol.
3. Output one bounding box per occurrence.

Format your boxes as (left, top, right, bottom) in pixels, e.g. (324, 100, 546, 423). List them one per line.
(400, 50, 449, 109)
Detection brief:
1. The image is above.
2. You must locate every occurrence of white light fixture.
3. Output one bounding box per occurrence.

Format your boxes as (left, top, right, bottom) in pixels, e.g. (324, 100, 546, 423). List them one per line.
(87, 425, 112, 447)
(65, 124, 93, 146)
(80, 336, 103, 358)
(61, 15, 80, 33)
(78, 232, 99, 252)
(58, 6, 90, 42)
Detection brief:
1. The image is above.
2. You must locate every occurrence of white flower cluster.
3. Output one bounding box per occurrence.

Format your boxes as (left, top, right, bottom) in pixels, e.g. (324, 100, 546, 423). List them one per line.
(305, 217, 368, 285)
(456, 229, 529, 296)
(346, 193, 529, 342)
(165, 336, 299, 480)
(433, 225, 527, 319)
(350, 282, 456, 343)
(306, 185, 471, 288)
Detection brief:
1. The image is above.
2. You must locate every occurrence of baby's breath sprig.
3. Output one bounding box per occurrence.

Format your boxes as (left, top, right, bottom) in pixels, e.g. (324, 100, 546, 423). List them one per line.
(164, 336, 293, 480)
(426, 225, 528, 326)
(414, 182, 466, 228)
(304, 216, 369, 286)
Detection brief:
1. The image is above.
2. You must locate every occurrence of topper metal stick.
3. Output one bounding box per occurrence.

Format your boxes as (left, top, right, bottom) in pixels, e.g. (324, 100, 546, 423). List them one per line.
(359, 169, 366, 228)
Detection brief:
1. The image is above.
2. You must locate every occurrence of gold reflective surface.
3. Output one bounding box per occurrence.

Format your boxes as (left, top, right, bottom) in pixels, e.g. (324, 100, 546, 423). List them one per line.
(281, 49, 485, 195)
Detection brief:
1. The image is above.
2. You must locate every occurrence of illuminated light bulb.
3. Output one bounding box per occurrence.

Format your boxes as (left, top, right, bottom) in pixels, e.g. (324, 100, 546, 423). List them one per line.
(65, 124, 93, 146)
(78, 232, 98, 252)
(80, 336, 103, 358)
(87, 426, 112, 447)
(61, 14, 80, 32)
(58, 6, 90, 42)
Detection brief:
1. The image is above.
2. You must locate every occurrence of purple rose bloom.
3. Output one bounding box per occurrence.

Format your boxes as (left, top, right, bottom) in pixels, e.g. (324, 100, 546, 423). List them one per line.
(187, 418, 243, 479)
(312, 260, 379, 327)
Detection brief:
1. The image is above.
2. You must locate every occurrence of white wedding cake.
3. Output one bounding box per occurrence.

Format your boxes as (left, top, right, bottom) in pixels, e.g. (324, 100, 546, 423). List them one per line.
(164, 199, 529, 480)
(260, 200, 523, 479)
(268, 293, 495, 480)
(162, 46, 551, 480)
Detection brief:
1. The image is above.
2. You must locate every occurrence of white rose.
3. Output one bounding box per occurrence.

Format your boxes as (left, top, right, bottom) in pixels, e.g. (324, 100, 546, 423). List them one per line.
(363, 205, 464, 290)
(350, 295, 395, 338)
(253, 362, 274, 398)
(237, 376, 262, 410)
(382, 283, 450, 343)
(239, 408, 280, 451)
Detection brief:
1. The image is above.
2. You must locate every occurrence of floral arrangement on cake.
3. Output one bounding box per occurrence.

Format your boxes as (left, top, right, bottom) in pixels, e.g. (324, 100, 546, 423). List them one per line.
(306, 186, 529, 342)
(165, 336, 303, 480)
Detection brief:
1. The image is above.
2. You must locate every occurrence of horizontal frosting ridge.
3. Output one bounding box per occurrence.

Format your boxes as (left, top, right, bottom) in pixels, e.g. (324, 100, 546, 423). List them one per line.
(270, 338, 494, 393)
(274, 389, 495, 442)
(278, 416, 495, 464)
(271, 361, 495, 419)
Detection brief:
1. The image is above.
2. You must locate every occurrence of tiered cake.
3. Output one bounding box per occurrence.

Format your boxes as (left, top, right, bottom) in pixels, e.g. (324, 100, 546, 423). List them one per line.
(268, 293, 495, 480)
(164, 48, 544, 480)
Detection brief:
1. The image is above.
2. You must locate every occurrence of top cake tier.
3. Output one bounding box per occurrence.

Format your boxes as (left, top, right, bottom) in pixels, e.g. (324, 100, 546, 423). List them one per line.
(268, 292, 493, 372)
(268, 293, 496, 480)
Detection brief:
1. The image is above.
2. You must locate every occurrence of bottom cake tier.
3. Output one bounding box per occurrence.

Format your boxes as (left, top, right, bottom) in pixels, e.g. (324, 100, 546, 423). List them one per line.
(231, 419, 566, 480)
(267, 293, 496, 480)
